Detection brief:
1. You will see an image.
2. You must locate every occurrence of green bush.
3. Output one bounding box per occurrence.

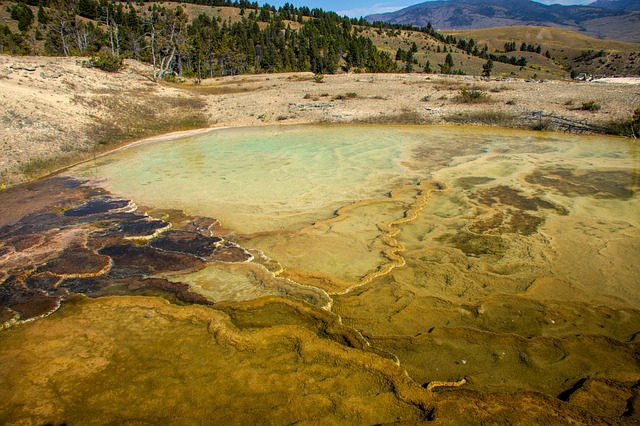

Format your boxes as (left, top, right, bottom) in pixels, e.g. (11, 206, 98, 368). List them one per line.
(581, 101, 601, 111)
(86, 52, 124, 72)
(163, 71, 178, 82)
(444, 110, 516, 126)
(609, 105, 640, 137)
(458, 86, 489, 103)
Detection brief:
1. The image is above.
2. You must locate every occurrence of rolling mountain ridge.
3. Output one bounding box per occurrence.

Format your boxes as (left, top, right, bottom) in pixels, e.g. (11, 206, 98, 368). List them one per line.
(365, 0, 640, 42)
(589, 0, 640, 9)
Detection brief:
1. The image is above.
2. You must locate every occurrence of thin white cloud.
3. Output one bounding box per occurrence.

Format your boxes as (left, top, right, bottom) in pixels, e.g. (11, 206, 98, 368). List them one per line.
(335, 3, 410, 17)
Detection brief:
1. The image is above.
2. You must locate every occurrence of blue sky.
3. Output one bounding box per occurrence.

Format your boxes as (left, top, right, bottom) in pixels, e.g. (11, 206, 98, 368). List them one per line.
(265, 0, 594, 18)
(265, 1, 414, 17)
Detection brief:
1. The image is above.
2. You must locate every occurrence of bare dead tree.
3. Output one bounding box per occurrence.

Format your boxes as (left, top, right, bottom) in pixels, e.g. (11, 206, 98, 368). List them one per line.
(47, 0, 76, 56)
(74, 21, 90, 53)
(102, 6, 121, 57)
(631, 93, 640, 139)
(147, 6, 188, 81)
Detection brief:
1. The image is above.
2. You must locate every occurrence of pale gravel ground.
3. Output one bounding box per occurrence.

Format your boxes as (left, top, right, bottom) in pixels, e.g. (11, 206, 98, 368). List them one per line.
(1, 53, 638, 187)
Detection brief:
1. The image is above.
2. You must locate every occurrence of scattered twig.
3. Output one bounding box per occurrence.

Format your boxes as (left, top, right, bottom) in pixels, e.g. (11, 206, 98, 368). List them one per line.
(526, 111, 604, 133)
(425, 377, 468, 391)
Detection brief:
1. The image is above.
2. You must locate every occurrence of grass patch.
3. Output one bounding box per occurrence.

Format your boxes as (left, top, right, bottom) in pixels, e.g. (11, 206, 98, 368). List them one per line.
(87, 94, 209, 147)
(18, 151, 90, 179)
(443, 110, 517, 126)
(2, 109, 37, 128)
(216, 77, 263, 85)
(581, 100, 601, 111)
(601, 117, 639, 137)
(456, 86, 491, 104)
(431, 78, 464, 90)
(333, 92, 358, 100)
(489, 85, 513, 93)
(20, 92, 209, 180)
(16, 90, 210, 182)
(287, 74, 314, 82)
(351, 107, 434, 125)
(166, 82, 259, 95)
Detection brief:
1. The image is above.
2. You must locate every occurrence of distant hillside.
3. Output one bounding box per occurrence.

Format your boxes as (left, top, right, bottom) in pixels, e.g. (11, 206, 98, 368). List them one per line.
(589, 0, 640, 10)
(445, 26, 640, 76)
(366, 0, 640, 42)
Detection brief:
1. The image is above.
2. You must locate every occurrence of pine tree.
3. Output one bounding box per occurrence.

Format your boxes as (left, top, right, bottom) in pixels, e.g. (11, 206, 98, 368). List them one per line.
(441, 53, 454, 74)
(10, 3, 35, 32)
(482, 58, 493, 77)
(37, 3, 49, 26)
(45, 0, 77, 56)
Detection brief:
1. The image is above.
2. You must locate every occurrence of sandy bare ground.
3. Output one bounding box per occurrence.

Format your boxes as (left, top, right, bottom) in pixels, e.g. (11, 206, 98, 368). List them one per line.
(592, 77, 640, 84)
(1, 53, 638, 187)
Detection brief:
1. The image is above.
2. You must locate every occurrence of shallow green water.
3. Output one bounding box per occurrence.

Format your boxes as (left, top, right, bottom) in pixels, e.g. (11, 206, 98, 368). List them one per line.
(71, 125, 600, 234)
(73, 125, 421, 233)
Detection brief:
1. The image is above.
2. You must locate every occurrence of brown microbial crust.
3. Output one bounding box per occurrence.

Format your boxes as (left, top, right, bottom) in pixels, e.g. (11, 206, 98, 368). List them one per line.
(0, 177, 260, 329)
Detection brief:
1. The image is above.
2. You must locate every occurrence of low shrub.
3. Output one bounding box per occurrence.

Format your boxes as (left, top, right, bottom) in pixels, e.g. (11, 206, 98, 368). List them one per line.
(581, 101, 601, 111)
(334, 92, 357, 100)
(443, 110, 517, 126)
(85, 52, 124, 73)
(351, 107, 433, 125)
(457, 86, 490, 103)
(490, 85, 512, 93)
(163, 71, 178, 82)
(602, 105, 640, 137)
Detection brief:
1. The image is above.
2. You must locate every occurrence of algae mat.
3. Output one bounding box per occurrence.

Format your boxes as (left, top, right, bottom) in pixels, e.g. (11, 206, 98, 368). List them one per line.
(1, 124, 639, 424)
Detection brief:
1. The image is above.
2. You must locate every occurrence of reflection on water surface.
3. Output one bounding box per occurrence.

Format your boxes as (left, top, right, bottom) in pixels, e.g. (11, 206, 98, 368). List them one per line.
(1, 125, 639, 424)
